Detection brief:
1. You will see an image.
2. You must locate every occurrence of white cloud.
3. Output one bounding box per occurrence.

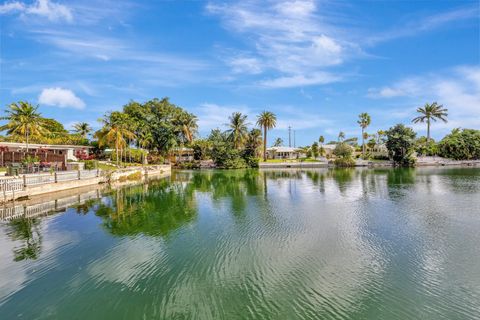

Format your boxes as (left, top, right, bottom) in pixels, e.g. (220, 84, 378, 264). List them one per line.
(0, 1, 25, 14)
(260, 72, 341, 88)
(207, 0, 352, 87)
(38, 87, 86, 109)
(228, 56, 263, 74)
(0, 0, 72, 22)
(196, 103, 253, 133)
(367, 65, 480, 132)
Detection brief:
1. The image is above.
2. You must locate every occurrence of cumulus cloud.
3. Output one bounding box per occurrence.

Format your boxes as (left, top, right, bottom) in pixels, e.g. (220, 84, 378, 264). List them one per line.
(0, 0, 72, 22)
(367, 65, 480, 132)
(38, 87, 85, 109)
(259, 72, 341, 88)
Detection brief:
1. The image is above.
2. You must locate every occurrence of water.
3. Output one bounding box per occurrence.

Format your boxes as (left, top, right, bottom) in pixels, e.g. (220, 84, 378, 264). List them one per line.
(1, 168, 479, 320)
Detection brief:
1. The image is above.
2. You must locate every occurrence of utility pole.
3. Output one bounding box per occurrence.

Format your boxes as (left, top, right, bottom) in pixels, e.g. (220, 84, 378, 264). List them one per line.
(288, 126, 291, 147)
(293, 130, 296, 148)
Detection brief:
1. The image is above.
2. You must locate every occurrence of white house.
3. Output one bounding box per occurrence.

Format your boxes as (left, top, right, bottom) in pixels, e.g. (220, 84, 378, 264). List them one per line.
(267, 147, 306, 160)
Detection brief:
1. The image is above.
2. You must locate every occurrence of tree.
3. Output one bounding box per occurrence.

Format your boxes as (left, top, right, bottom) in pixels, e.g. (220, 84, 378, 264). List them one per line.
(174, 111, 198, 144)
(357, 112, 371, 159)
(243, 128, 263, 167)
(385, 124, 417, 167)
(438, 129, 480, 160)
(338, 131, 345, 142)
(412, 102, 448, 141)
(333, 143, 355, 167)
(72, 122, 92, 139)
(273, 137, 283, 147)
(0, 101, 49, 152)
(95, 112, 136, 166)
(256, 111, 277, 161)
(311, 141, 319, 158)
(319, 135, 325, 145)
(227, 112, 249, 149)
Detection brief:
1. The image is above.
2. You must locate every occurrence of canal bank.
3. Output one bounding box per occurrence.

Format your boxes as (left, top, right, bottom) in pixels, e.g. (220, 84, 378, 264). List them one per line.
(0, 165, 171, 203)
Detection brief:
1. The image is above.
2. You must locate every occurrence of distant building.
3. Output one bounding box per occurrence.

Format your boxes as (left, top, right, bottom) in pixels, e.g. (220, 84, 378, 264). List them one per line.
(170, 147, 194, 163)
(266, 147, 306, 160)
(0, 142, 92, 166)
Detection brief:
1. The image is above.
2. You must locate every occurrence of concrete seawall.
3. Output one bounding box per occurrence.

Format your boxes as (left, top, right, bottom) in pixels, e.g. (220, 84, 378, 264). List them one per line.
(1, 165, 171, 203)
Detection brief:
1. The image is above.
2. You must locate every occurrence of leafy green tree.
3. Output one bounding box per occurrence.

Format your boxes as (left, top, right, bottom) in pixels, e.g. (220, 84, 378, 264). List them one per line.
(357, 112, 371, 158)
(412, 102, 448, 141)
(0, 101, 49, 151)
(256, 111, 277, 161)
(72, 122, 92, 139)
(333, 143, 355, 167)
(415, 136, 438, 156)
(385, 124, 417, 166)
(243, 128, 262, 167)
(192, 139, 212, 160)
(438, 129, 480, 160)
(273, 137, 283, 147)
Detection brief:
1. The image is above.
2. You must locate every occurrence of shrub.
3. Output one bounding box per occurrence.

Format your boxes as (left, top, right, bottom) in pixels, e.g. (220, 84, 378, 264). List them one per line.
(415, 137, 438, 156)
(385, 124, 416, 167)
(83, 160, 98, 170)
(111, 149, 148, 164)
(175, 161, 201, 169)
(334, 157, 356, 167)
(438, 129, 480, 160)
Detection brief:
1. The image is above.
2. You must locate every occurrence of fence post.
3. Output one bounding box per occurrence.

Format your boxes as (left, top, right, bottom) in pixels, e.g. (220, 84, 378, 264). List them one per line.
(23, 175, 27, 188)
(96, 168, 100, 177)
(78, 169, 81, 180)
(54, 172, 58, 183)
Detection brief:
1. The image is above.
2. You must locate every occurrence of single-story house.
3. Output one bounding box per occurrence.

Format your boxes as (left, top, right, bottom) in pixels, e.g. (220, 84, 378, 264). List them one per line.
(170, 147, 194, 163)
(0, 142, 93, 166)
(267, 147, 306, 160)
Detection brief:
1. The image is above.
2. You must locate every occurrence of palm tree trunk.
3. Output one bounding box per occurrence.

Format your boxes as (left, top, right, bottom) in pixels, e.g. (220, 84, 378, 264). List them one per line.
(263, 126, 267, 162)
(116, 148, 119, 166)
(26, 127, 29, 153)
(427, 118, 431, 142)
(362, 128, 365, 159)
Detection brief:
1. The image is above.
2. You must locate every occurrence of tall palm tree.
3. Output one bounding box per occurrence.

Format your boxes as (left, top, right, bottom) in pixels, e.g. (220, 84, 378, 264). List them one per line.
(357, 112, 371, 158)
(256, 111, 277, 161)
(174, 112, 198, 144)
(95, 112, 136, 166)
(412, 102, 448, 141)
(319, 135, 325, 145)
(227, 112, 249, 149)
(0, 102, 48, 152)
(338, 131, 345, 142)
(246, 128, 263, 157)
(72, 122, 92, 139)
(273, 137, 283, 147)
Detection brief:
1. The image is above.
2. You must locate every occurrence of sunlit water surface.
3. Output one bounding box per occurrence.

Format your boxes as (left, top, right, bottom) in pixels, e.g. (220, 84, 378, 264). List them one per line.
(1, 168, 479, 319)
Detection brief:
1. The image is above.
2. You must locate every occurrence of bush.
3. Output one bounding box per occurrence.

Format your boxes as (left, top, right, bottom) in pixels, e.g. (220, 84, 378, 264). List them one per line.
(175, 161, 200, 169)
(111, 149, 147, 164)
(385, 124, 416, 167)
(334, 157, 356, 167)
(333, 143, 355, 167)
(147, 153, 165, 164)
(83, 160, 98, 170)
(438, 129, 480, 160)
(415, 137, 438, 156)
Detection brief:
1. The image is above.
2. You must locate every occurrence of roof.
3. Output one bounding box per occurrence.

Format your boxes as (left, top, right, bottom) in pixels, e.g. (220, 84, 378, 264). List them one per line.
(267, 146, 304, 153)
(0, 142, 92, 149)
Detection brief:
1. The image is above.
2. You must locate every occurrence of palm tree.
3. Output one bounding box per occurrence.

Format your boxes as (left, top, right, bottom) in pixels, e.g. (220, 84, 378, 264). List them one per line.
(319, 135, 325, 145)
(412, 102, 448, 141)
(72, 122, 92, 139)
(273, 137, 283, 147)
(357, 112, 371, 158)
(0, 101, 48, 152)
(174, 112, 198, 144)
(227, 112, 249, 149)
(246, 128, 263, 158)
(95, 112, 136, 166)
(256, 111, 277, 161)
(338, 131, 345, 142)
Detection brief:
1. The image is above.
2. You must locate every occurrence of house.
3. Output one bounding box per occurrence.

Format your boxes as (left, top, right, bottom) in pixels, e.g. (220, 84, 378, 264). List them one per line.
(0, 142, 93, 166)
(170, 147, 194, 163)
(267, 147, 306, 160)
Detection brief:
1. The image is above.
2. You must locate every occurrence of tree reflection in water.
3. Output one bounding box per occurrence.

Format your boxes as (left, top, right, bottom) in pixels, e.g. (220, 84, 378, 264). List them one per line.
(7, 217, 42, 262)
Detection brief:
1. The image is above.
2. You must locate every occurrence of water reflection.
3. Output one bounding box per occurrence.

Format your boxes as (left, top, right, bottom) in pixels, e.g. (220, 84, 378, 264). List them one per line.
(6, 218, 42, 261)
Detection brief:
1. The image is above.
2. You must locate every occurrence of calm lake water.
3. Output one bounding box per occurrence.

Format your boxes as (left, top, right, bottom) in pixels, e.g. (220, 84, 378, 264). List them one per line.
(1, 168, 480, 320)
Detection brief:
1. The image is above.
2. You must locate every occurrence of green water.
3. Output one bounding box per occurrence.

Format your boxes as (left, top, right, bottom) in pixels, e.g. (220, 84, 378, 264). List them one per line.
(1, 168, 480, 319)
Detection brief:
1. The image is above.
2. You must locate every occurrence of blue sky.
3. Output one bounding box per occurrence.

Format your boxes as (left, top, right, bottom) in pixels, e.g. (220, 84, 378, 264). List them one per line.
(0, 0, 479, 146)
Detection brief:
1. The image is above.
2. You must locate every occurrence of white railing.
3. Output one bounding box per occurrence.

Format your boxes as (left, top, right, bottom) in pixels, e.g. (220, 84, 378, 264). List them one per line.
(25, 173, 55, 185)
(0, 178, 24, 194)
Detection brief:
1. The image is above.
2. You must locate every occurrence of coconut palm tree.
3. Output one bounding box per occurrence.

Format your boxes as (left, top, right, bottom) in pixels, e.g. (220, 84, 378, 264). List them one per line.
(256, 111, 277, 161)
(412, 102, 448, 141)
(338, 131, 345, 142)
(357, 112, 371, 158)
(246, 128, 263, 158)
(273, 137, 283, 147)
(95, 112, 136, 166)
(72, 122, 92, 139)
(227, 112, 249, 149)
(0, 101, 48, 152)
(174, 112, 198, 144)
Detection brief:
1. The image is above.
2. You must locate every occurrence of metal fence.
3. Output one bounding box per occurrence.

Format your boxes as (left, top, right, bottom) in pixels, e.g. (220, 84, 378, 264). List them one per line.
(0, 169, 100, 194)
